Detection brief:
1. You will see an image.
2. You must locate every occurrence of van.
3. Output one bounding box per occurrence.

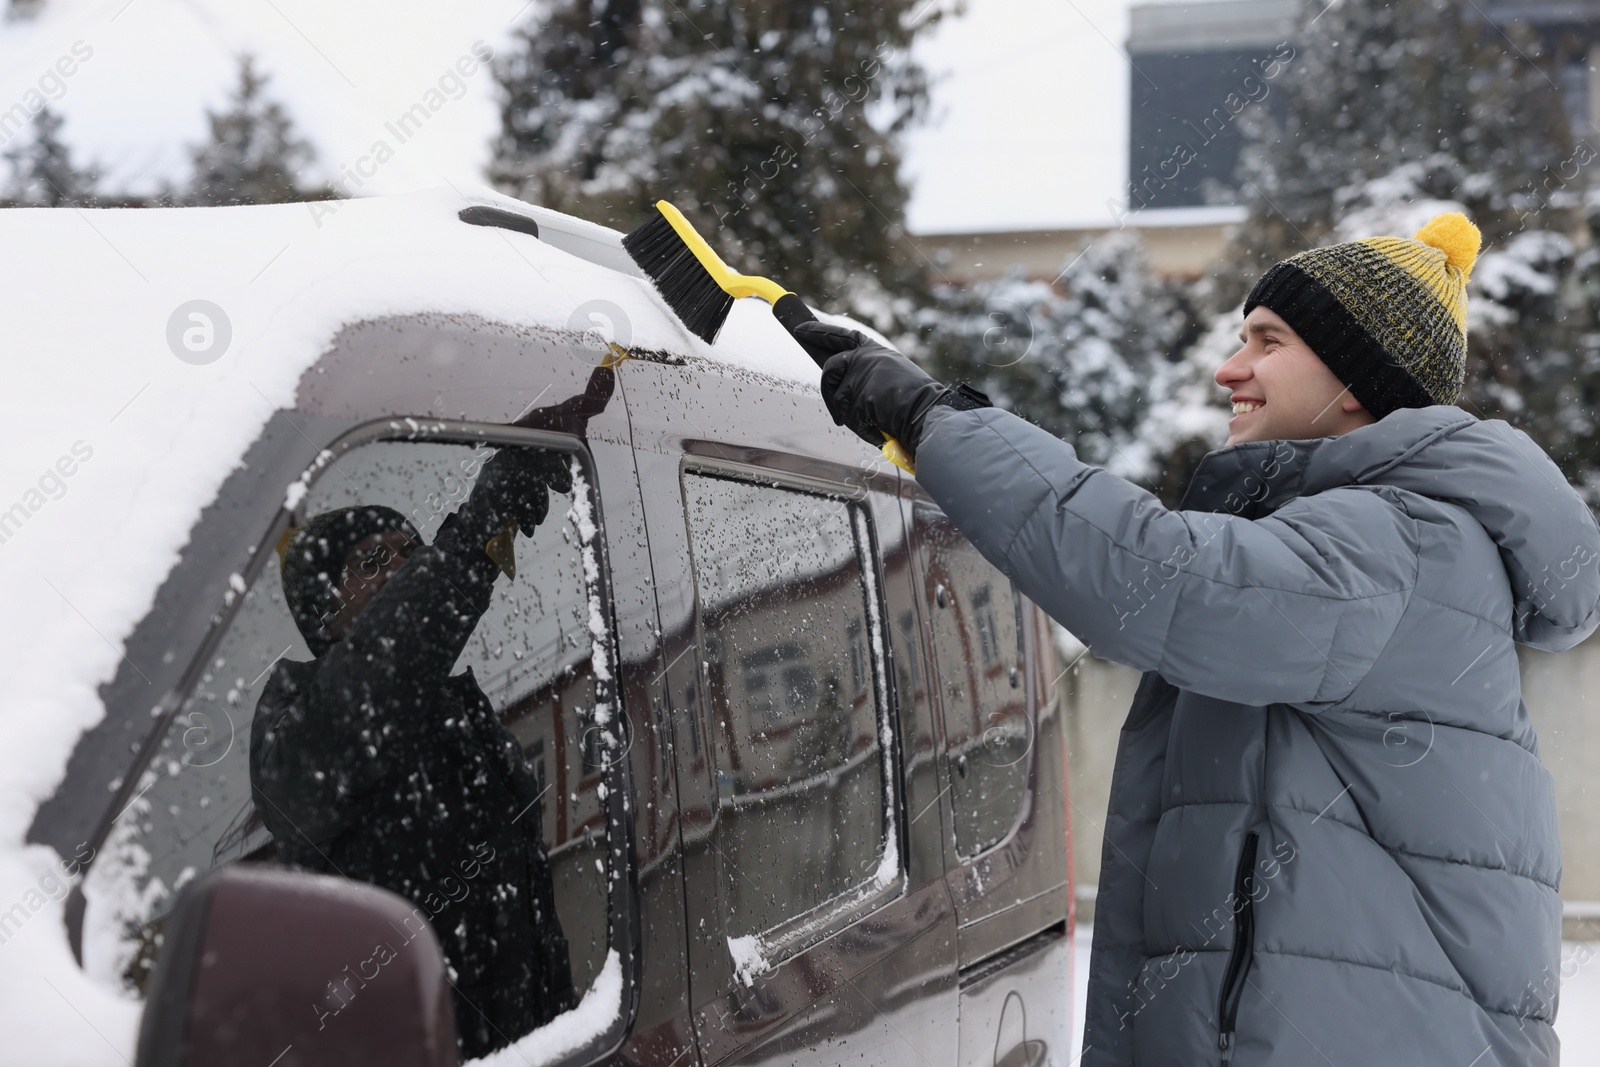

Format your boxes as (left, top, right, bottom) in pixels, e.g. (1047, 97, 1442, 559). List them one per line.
(8, 190, 1073, 1066)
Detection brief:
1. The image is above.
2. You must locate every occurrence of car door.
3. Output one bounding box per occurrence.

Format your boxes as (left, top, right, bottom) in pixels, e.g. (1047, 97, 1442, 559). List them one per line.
(32, 314, 692, 1067)
(619, 351, 960, 1067)
(907, 500, 1073, 1067)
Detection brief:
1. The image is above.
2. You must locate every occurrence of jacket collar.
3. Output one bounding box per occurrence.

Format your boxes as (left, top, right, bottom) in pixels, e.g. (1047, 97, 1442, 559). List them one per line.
(1178, 406, 1477, 520)
(1178, 406, 1600, 651)
(1178, 437, 1314, 518)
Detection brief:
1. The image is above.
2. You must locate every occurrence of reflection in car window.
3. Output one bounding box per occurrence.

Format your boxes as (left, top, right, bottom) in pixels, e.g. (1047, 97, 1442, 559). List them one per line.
(81, 440, 619, 1062)
(914, 504, 1029, 858)
(683, 474, 894, 942)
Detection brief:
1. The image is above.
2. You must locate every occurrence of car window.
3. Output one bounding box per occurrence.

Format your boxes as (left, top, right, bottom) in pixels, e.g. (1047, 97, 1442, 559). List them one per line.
(80, 438, 623, 1064)
(683, 473, 896, 944)
(913, 504, 1030, 858)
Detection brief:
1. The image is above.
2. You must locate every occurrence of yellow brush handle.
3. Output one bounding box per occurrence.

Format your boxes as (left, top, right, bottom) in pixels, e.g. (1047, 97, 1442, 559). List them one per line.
(881, 434, 916, 475)
(654, 201, 791, 303)
(654, 200, 918, 477)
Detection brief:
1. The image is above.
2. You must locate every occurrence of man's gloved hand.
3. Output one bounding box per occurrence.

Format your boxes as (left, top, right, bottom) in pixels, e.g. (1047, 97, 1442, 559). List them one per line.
(793, 320, 950, 458)
(467, 447, 575, 536)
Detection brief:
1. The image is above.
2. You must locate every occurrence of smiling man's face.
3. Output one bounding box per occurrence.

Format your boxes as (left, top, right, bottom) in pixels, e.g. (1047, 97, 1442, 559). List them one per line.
(1214, 306, 1376, 446)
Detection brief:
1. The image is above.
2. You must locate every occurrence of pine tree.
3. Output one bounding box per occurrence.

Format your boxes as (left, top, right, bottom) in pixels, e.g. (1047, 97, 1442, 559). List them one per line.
(1212, 0, 1576, 305)
(1190, 0, 1599, 482)
(6, 0, 45, 22)
(491, 0, 639, 195)
(490, 0, 952, 330)
(1, 105, 97, 206)
(1567, 193, 1600, 499)
(920, 231, 1203, 500)
(184, 54, 320, 206)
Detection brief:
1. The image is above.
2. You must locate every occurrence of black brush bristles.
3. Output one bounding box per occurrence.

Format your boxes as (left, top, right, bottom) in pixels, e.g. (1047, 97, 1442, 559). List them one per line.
(622, 211, 735, 344)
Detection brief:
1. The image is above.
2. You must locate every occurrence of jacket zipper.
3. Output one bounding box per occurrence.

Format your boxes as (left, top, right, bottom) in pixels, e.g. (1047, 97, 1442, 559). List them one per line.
(1217, 831, 1260, 1066)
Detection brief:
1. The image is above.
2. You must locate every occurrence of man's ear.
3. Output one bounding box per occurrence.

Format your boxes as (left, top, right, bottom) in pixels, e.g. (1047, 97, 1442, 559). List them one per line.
(1339, 393, 1369, 415)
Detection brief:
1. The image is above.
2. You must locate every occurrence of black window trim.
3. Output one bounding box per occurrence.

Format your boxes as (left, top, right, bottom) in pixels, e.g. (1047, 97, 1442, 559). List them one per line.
(73, 416, 638, 1067)
(678, 456, 908, 965)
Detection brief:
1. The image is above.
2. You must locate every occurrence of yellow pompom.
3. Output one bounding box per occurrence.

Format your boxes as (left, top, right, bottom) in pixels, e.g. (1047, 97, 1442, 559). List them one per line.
(1413, 212, 1481, 278)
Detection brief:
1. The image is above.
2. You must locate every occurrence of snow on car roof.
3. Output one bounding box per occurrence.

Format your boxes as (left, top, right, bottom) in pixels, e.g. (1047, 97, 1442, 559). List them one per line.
(0, 185, 829, 1062)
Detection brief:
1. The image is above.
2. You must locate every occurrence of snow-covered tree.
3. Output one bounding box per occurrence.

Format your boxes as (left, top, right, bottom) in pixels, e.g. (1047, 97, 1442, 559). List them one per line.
(6, 0, 45, 22)
(1140, 301, 1239, 503)
(490, 0, 953, 329)
(1, 105, 97, 206)
(1306, 161, 1588, 474)
(920, 231, 1210, 502)
(1179, 0, 1600, 485)
(1469, 228, 1584, 459)
(490, 0, 638, 192)
(1572, 198, 1600, 502)
(1212, 0, 1576, 305)
(1503, 190, 1600, 492)
(183, 55, 321, 206)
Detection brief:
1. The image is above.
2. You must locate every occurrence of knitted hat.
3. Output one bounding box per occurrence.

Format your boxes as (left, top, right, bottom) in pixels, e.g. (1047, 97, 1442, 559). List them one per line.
(1243, 212, 1481, 419)
(279, 505, 421, 656)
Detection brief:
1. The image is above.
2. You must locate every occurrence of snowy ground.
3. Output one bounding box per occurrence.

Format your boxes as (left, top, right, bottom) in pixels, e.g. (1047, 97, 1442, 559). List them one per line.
(1068, 926, 1600, 1059)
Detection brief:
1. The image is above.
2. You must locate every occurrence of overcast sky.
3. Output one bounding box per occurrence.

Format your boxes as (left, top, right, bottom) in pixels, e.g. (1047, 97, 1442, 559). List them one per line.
(902, 0, 1133, 233)
(0, 0, 1135, 234)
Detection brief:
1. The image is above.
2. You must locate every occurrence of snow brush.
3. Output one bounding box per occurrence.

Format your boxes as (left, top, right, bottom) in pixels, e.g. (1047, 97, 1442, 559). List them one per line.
(622, 199, 917, 475)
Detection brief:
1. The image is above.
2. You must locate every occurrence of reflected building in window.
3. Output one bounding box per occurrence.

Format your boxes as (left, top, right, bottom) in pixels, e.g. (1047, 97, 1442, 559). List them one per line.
(683, 474, 891, 941)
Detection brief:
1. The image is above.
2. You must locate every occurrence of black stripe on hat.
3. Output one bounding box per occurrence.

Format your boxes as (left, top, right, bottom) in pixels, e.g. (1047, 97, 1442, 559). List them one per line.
(1244, 261, 1435, 419)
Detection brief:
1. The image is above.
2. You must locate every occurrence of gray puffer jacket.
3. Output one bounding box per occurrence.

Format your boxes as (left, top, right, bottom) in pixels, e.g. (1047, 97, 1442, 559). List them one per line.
(917, 403, 1600, 1067)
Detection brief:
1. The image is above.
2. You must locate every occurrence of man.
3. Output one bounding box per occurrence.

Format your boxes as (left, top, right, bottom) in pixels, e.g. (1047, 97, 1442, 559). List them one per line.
(796, 212, 1600, 1066)
(251, 449, 576, 1059)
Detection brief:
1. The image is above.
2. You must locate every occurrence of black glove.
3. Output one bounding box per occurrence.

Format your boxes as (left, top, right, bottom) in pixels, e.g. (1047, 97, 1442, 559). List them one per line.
(461, 447, 574, 540)
(793, 320, 990, 459)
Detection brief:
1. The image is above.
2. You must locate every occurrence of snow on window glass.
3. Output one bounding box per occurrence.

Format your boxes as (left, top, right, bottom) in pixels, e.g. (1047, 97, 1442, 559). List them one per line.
(79, 440, 621, 1063)
(683, 473, 893, 943)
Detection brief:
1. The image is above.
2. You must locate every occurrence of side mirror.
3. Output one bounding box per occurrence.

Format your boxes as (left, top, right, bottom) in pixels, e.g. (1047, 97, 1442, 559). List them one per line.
(135, 866, 457, 1067)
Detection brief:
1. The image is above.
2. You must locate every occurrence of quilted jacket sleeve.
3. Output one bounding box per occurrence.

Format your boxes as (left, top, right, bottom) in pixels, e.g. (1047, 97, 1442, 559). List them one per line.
(916, 406, 1419, 707)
